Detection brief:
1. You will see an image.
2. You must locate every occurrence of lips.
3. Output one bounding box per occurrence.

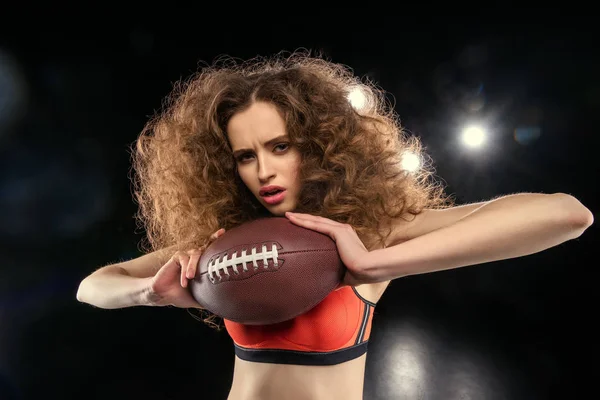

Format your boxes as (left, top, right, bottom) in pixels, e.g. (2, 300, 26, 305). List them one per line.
(261, 190, 286, 205)
(259, 185, 286, 196)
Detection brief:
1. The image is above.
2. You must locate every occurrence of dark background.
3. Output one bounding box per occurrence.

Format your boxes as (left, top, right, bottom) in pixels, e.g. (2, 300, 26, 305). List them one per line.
(0, 15, 598, 399)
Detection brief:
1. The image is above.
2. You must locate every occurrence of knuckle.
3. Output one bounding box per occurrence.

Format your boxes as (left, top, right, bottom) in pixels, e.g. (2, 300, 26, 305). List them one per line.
(176, 253, 189, 263)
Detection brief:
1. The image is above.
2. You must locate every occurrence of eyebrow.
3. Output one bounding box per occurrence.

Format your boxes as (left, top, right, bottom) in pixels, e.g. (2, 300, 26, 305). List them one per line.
(232, 135, 290, 158)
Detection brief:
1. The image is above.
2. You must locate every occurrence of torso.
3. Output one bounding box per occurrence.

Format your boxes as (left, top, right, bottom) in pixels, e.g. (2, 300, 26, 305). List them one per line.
(227, 240, 392, 400)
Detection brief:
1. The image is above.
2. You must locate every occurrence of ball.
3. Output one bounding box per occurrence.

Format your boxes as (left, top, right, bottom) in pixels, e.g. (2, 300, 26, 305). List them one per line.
(189, 217, 345, 325)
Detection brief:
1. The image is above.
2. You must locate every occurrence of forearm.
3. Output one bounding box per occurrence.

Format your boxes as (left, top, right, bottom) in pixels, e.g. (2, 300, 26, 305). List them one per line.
(367, 193, 593, 282)
(76, 266, 154, 309)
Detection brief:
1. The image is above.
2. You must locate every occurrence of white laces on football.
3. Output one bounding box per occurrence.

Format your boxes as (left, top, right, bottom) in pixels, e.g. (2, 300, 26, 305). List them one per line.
(207, 243, 279, 282)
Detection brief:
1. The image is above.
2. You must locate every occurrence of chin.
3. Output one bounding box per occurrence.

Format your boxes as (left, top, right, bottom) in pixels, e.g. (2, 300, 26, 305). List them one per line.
(256, 194, 297, 216)
(264, 203, 294, 217)
(267, 206, 288, 217)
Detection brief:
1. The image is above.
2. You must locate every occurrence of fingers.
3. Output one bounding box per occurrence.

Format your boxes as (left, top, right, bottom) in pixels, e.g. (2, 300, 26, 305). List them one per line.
(287, 215, 336, 237)
(185, 249, 202, 280)
(286, 212, 341, 226)
(174, 252, 191, 288)
(285, 213, 352, 243)
(179, 249, 202, 289)
(178, 229, 226, 288)
(210, 228, 226, 240)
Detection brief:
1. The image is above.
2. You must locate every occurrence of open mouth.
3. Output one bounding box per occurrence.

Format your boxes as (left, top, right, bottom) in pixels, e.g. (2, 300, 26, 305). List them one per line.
(262, 189, 284, 197)
(260, 189, 286, 205)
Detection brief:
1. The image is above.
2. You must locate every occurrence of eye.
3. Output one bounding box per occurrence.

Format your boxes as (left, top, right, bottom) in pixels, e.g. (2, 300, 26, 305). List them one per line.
(274, 143, 289, 152)
(237, 153, 253, 162)
(236, 143, 290, 163)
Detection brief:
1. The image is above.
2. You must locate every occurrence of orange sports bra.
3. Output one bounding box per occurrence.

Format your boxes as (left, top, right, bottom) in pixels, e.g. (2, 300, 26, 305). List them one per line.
(223, 285, 376, 366)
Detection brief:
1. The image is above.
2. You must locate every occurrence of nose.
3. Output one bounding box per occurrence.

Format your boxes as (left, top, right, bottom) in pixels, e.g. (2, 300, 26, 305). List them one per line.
(257, 155, 276, 182)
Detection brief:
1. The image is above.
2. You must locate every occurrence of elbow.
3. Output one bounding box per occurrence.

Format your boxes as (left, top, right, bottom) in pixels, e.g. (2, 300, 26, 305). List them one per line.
(76, 278, 90, 303)
(571, 210, 594, 238)
(554, 193, 594, 235)
(577, 207, 594, 230)
(76, 271, 103, 304)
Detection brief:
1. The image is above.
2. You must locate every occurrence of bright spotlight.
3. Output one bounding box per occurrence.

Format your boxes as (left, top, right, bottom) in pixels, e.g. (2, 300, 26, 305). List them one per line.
(347, 87, 367, 110)
(461, 125, 486, 148)
(401, 152, 421, 173)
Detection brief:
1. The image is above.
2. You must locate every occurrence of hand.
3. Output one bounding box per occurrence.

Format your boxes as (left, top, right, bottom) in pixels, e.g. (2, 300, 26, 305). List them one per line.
(284, 212, 371, 287)
(148, 228, 226, 308)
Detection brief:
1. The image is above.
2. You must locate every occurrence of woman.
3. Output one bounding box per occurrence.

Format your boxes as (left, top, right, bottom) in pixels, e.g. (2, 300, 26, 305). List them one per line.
(76, 51, 593, 399)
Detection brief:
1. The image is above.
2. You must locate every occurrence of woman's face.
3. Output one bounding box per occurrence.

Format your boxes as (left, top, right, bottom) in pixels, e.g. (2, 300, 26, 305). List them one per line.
(227, 101, 301, 216)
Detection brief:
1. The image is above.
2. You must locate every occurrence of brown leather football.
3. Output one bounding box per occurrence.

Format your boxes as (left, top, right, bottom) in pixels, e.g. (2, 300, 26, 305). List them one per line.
(189, 217, 345, 325)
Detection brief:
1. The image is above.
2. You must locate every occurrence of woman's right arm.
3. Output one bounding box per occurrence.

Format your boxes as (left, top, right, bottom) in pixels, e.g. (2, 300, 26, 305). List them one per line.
(76, 228, 225, 310)
(76, 248, 173, 309)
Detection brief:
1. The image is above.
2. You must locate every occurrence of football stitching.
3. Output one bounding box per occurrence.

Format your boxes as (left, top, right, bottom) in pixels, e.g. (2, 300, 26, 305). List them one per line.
(205, 248, 338, 283)
(208, 243, 278, 281)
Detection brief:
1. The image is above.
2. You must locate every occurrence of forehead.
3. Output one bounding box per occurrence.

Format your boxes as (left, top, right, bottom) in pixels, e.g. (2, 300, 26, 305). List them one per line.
(226, 102, 287, 148)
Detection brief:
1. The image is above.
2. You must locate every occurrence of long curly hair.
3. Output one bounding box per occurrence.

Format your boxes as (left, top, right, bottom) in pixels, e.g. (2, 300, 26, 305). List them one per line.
(131, 50, 454, 330)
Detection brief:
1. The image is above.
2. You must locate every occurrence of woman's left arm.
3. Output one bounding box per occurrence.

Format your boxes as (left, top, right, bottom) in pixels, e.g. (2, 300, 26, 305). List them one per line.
(364, 192, 594, 283)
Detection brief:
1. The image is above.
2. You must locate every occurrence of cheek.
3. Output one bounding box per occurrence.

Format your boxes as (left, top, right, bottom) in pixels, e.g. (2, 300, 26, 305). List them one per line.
(294, 162, 302, 182)
(289, 154, 301, 179)
(237, 169, 253, 189)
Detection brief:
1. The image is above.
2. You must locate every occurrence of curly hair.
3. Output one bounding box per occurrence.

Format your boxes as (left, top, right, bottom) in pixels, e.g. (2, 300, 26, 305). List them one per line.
(131, 50, 454, 330)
